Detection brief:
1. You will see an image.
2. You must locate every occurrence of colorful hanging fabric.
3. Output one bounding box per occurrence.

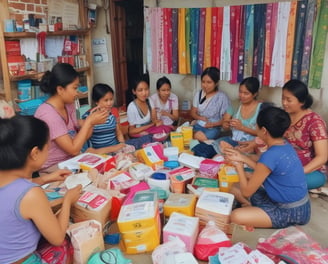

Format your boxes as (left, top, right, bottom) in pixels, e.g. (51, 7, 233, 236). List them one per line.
(292, 1, 308, 79)
(190, 8, 199, 75)
(185, 8, 191, 74)
(221, 6, 231, 81)
(171, 8, 179, 74)
(203, 8, 212, 69)
(150, 8, 158, 72)
(253, 4, 266, 83)
(216, 7, 224, 70)
(284, 1, 297, 83)
(300, 0, 316, 84)
(230, 6, 241, 84)
(144, 8, 152, 72)
(244, 5, 254, 78)
(263, 3, 278, 86)
(178, 8, 187, 74)
(157, 8, 164, 73)
(309, 0, 328, 88)
(237, 6, 245, 82)
(270, 2, 291, 87)
(198, 8, 206, 74)
(163, 8, 172, 73)
(211, 7, 219, 68)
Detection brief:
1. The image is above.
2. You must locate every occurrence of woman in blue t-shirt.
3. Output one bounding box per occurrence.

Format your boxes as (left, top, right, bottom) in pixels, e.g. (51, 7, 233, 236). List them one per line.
(225, 106, 310, 228)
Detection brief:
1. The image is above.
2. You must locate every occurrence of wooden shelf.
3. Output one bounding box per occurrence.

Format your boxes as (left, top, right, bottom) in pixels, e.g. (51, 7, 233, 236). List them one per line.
(0, 0, 94, 104)
(4, 29, 90, 40)
(9, 67, 90, 82)
(9, 72, 44, 81)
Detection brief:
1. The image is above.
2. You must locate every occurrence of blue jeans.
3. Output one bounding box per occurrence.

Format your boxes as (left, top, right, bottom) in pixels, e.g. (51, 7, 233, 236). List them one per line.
(251, 188, 311, 228)
(210, 136, 239, 154)
(193, 123, 221, 140)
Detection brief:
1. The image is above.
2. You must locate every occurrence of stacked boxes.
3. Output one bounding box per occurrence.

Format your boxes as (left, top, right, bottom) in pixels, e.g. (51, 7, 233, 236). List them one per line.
(163, 193, 197, 218)
(117, 196, 161, 254)
(218, 165, 239, 193)
(195, 190, 234, 233)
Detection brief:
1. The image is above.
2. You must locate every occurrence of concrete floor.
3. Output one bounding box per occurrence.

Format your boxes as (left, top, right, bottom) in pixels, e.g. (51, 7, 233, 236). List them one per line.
(106, 191, 328, 263)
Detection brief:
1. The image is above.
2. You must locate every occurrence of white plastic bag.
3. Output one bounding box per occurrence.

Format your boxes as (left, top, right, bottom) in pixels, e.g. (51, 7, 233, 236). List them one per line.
(152, 237, 187, 264)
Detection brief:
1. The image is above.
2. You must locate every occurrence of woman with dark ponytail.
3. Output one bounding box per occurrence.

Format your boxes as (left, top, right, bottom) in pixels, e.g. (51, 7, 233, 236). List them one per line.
(35, 63, 108, 172)
(282, 79, 327, 192)
(0, 115, 81, 263)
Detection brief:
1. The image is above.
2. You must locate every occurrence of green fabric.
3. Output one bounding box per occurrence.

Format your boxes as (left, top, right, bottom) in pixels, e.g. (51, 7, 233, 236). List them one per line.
(88, 248, 131, 264)
(185, 8, 191, 74)
(309, 0, 328, 88)
(22, 253, 43, 264)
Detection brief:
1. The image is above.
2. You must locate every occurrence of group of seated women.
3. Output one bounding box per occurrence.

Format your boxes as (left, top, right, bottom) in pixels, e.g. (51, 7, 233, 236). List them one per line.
(0, 62, 327, 263)
(21, 62, 328, 225)
(32, 63, 327, 194)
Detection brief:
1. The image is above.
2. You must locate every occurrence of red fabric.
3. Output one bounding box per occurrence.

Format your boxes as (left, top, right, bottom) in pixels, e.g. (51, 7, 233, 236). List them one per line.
(256, 226, 328, 264)
(216, 7, 224, 69)
(37, 236, 73, 264)
(230, 6, 241, 84)
(194, 241, 232, 261)
(164, 8, 173, 73)
(211, 7, 219, 68)
(284, 111, 327, 173)
(263, 4, 278, 86)
(146, 124, 173, 134)
(111, 107, 119, 118)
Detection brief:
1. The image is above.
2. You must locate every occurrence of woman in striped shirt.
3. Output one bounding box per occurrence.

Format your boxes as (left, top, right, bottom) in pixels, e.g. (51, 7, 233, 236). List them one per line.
(83, 83, 126, 154)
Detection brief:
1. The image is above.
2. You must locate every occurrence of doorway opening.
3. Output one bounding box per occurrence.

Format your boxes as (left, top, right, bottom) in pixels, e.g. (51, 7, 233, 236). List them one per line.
(109, 0, 144, 107)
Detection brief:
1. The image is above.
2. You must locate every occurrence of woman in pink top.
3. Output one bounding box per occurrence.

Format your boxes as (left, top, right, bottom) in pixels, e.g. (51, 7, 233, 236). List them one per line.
(35, 63, 108, 172)
(282, 79, 327, 191)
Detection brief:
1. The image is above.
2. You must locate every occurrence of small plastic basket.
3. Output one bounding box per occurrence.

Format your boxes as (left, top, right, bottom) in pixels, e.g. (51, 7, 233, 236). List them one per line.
(17, 96, 48, 116)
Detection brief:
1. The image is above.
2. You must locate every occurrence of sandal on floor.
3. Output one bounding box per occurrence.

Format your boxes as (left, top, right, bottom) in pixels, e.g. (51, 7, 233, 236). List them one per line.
(309, 188, 321, 194)
(309, 187, 328, 197)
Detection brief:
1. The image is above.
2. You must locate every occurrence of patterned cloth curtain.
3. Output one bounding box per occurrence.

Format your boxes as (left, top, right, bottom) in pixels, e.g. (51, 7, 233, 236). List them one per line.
(144, 0, 328, 88)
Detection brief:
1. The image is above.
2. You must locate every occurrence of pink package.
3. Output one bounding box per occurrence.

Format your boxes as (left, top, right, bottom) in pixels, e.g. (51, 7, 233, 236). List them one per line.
(199, 159, 222, 179)
(123, 181, 150, 205)
(163, 212, 199, 252)
(142, 142, 167, 161)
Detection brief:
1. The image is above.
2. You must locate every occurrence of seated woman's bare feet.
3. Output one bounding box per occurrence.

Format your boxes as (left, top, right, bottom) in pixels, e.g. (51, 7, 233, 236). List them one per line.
(219, 141, 234, 154)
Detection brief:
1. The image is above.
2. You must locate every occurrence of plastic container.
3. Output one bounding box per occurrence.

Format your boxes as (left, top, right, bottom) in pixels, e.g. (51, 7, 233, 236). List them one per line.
(17, 97, 47, 116)
(163, 160, 180, 170)
(17, 79, 32, 101)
